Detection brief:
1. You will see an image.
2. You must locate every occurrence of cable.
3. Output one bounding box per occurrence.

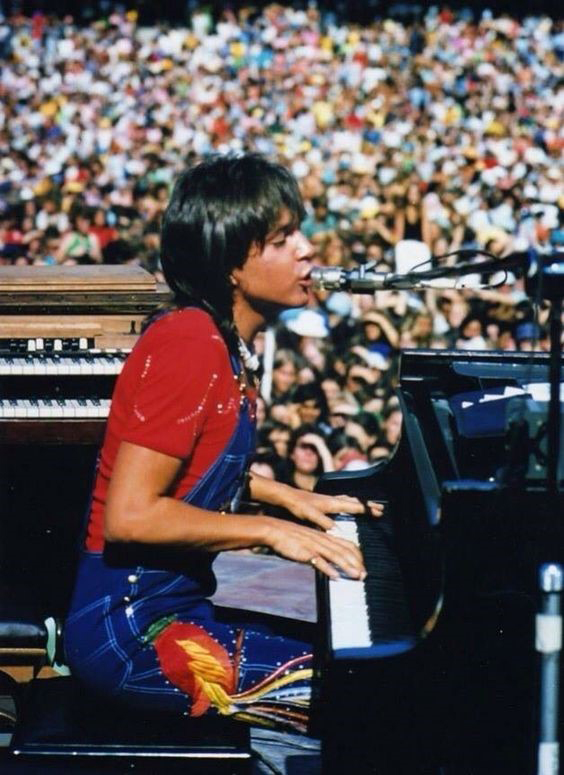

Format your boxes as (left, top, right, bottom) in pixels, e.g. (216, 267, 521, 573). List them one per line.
(404, 248, 515, 282)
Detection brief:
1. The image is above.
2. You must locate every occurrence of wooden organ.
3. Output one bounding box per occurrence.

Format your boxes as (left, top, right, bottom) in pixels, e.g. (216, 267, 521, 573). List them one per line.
(0, 266, 169, 622)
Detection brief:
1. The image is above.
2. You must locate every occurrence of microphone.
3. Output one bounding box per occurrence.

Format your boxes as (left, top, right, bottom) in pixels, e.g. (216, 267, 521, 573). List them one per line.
(311, 266, 391, 292)
(311, 251, 564, 295)
(311, 265, 481, 293)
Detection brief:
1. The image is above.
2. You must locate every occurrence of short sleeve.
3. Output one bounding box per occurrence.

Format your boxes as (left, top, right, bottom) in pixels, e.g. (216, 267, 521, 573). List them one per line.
(121, 327, 227, 460)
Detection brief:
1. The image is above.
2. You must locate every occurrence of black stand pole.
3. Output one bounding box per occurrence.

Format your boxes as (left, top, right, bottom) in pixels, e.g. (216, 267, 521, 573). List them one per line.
(547, 296, 562, 496)
(525, 252, 563, 495)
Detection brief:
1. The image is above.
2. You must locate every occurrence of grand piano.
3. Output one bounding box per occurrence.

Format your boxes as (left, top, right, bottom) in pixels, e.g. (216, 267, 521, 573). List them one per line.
(315, 348, 564, 774)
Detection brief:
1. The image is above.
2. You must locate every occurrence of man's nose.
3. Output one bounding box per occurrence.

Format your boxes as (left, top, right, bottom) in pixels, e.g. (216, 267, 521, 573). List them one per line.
(295, 231, 314, 259)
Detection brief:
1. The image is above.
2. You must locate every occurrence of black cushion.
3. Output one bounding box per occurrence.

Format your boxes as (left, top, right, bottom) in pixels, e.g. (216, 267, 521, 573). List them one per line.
(11, 677, 251, 770)
(0, 614, 47, 650)
(0, 587, 49, 650)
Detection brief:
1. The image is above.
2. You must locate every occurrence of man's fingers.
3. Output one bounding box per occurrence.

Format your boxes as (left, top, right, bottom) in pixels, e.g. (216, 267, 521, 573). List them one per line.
(367, 501, 385, 517)
(318, 535, 365, 576)
(305, 511, 335, 531)
(328, 495, 385, 518)
(308, 555, 339, 581)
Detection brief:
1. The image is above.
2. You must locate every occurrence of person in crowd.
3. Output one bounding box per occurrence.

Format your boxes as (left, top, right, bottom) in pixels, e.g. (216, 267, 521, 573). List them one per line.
(270, 349, 301, 401)
(286, 425, 335, 492)
(64, 154, 382, 734)
(456, 313, 490, 350)
(358, 309, 400, 358)
(380, 402, 403, 449)
(343, 411, 382, 455)
(56, 207, 102, 264)
(260, 420, 293, 460)
(286, 382, 331, 433)
(90, 208, 119, 253)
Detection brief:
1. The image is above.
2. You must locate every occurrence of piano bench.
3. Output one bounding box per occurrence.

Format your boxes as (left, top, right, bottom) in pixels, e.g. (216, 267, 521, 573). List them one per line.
(10, 675, 252, 773)
(0, 606, 53, 673)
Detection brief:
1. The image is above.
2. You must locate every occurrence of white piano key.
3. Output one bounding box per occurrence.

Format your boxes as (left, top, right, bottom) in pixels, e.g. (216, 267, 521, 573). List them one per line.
(102, 357, 118, 375)
(48, 400, 66, 418)
(92, 359, 107, 375)
(0, 400, 15, 418)
(80, 360, 95, 375)
(83, 399, 99, 418)
(23, 400, 40, 418)
(90, 399, 105, 418)
(32, 358, 47, 375)
(13, 402, 28, 418)
(37, 399, 55, 418)
(43, 358, 61, 376)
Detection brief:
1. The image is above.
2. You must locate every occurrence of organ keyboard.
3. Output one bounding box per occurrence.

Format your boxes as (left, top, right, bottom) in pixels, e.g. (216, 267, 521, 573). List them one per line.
(314, 349, 564, 775)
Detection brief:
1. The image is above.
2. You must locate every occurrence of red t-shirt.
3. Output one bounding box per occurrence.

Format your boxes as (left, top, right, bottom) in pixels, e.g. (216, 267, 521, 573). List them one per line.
(85, 308, 247, 551)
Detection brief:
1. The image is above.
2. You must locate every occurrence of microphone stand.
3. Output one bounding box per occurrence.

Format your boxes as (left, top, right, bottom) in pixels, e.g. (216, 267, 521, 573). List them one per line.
(547, 298, 562, 495)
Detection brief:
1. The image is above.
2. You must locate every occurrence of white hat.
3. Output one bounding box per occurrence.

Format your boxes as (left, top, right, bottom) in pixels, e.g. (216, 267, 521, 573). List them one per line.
(285, 309, 329, 338)
(363, 351, 390, 370)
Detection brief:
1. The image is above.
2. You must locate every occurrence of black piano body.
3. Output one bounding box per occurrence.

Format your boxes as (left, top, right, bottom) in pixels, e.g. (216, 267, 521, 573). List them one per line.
(314, 349, 564, 774)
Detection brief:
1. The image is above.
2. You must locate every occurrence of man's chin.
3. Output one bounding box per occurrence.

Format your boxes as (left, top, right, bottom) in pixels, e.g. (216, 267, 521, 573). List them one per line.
(259, 298, 308, 322)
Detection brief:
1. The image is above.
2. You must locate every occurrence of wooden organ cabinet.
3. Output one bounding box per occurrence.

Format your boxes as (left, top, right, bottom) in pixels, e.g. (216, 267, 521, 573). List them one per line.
(0, 266, 169, 643)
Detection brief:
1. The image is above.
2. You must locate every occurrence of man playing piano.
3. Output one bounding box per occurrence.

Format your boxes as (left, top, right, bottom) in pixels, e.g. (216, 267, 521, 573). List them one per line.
(64, 153, 382, 734)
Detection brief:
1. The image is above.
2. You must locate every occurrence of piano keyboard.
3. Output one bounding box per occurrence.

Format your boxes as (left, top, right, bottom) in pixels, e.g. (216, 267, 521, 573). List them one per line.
(0, 338, 129, 376)
(0, 398, 111, 418)
(0, 351, 127, 376)
(325, 514, 415, 659)
(328, 519, 372, 651)
(0, 337, 129, 440)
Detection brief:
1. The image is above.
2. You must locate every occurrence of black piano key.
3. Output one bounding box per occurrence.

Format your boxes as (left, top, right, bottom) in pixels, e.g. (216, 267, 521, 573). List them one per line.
(355, 516, 414, 643)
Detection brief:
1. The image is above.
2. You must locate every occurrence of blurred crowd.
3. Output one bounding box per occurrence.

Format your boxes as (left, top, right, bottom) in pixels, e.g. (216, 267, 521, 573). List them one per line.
(0, 3, 562, 489)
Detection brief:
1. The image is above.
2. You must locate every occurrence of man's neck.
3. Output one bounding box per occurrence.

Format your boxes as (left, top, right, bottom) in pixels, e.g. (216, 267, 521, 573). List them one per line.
(233, 296, 267, 345)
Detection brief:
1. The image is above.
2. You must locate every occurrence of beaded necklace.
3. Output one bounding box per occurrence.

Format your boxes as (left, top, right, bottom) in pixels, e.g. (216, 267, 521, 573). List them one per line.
(237, 337, 260, 374)
(235, 338, 260, 405)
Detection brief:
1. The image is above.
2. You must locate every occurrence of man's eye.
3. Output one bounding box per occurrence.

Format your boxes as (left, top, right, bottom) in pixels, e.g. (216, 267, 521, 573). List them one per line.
(272, 237, 287, 247)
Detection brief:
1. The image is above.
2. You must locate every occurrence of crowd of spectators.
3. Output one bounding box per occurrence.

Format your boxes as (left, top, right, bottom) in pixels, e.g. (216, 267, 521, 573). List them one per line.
(0, 3, 562, 490)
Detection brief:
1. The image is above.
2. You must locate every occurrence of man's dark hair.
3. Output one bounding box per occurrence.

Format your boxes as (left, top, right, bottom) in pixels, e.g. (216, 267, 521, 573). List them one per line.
(160, 153, 305, 353)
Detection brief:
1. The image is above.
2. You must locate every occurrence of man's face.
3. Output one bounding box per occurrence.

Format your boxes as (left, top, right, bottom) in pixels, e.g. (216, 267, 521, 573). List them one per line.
(232, 209, 314, 318)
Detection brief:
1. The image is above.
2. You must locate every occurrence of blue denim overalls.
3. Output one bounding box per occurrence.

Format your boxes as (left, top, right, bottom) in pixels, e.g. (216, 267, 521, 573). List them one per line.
(65, 353, 313, 734)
